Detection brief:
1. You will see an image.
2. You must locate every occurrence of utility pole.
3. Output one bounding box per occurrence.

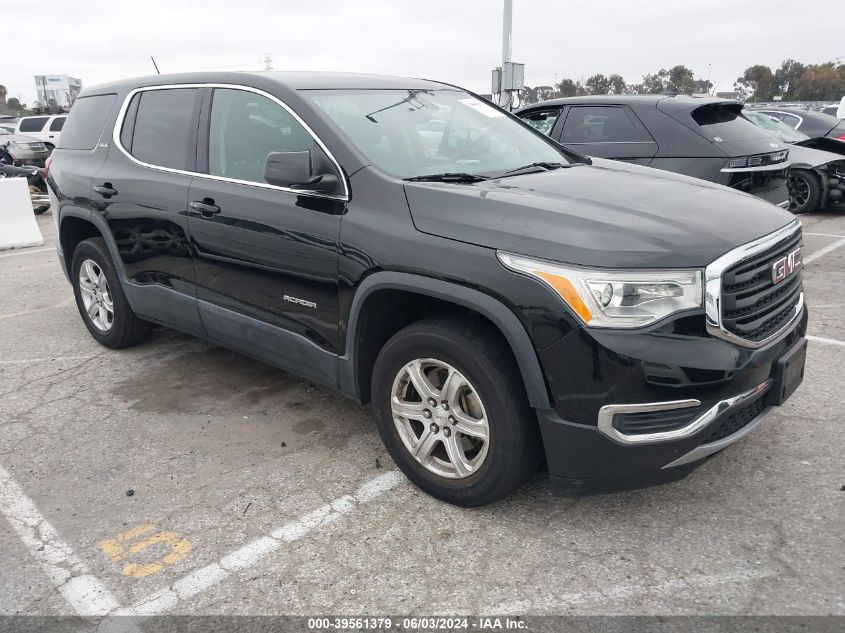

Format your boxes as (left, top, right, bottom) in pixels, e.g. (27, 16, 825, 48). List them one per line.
(264, 53, 273, 71)
(500, 0, 512, 108)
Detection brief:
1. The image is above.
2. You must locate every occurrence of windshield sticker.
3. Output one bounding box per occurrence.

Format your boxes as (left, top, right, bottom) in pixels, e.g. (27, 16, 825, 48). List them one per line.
(458, 98, 505, 118)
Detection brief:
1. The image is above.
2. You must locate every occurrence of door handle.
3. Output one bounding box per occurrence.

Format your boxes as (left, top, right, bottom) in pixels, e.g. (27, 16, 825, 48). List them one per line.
(94, 183, 117, 198)
(190, 200, 221, 217)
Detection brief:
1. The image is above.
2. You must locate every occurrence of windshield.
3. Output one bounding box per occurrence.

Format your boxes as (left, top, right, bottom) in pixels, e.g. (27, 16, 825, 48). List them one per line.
(308, 89, 570, 179)
(743, 111, 809, 143)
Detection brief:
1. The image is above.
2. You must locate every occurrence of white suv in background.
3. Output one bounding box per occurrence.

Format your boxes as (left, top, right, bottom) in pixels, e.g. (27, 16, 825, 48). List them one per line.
(10, 114, 68, 149)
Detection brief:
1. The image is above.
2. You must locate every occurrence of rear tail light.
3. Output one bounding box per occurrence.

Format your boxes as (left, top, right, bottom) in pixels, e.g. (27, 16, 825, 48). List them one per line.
(836, 134, 845, 141)
(44, 155, 53, 180)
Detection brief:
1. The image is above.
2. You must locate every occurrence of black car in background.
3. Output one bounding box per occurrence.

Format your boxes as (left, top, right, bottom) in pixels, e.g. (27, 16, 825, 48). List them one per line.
(517, 95, 791, 206)
(48, 73, 807, 506)
(744, 110, 845, 213)
(748, 107, 845, 140)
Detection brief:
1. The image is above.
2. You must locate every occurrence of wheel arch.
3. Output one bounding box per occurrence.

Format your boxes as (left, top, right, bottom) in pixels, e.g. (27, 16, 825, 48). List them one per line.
(339, 272, 552, 410)
(59, 208, 132, 288)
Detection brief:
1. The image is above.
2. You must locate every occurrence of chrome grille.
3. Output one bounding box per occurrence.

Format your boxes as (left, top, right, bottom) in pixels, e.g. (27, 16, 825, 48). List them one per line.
(705, 221, 804, 348)
(720, 231, 802, 342)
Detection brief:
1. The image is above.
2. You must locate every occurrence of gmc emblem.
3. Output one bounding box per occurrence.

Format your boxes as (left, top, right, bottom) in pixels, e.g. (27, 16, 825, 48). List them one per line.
(772, 247, 802, 284)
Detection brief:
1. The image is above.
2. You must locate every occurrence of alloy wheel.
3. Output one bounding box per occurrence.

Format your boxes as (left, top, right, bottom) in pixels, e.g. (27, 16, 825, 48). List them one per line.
(78, 259, 114, 332)
(390, 358, 490, 479)
(788, 174, 810, 211)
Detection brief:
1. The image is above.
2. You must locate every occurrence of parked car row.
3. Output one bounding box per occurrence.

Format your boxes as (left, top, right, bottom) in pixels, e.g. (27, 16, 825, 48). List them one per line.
(517, 95, 845, 213)
(46, 71, 808, 506)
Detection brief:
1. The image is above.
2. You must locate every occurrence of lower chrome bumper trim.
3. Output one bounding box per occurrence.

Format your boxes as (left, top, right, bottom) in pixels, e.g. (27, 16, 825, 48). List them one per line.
(662, 406, 774, 469)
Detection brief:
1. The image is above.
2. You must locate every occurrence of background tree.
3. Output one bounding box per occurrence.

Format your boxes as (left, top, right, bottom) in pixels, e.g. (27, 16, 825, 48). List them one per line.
(607, 74, 627, 94)
(793, 63, 845, 101)
(0, 85, 6, 107)
(774, 59, 806, 99)
(584, 74, 610, 95)
(6, 97, 23, 113)
(736, 65, 776, 102)
(557, 78, 577, 97)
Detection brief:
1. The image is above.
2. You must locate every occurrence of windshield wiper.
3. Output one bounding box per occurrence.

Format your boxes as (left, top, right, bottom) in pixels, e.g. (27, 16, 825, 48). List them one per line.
(501, 161, 568, 176)
(405, 172, 489, 183)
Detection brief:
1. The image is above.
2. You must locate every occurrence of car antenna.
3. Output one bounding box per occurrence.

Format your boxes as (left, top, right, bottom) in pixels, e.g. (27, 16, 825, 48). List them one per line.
(150, 56, 161, 75)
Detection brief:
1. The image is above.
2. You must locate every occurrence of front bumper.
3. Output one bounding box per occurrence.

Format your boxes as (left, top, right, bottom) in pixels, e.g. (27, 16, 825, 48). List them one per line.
(9, 149, 49, 167)
(535, 307, 808, 495)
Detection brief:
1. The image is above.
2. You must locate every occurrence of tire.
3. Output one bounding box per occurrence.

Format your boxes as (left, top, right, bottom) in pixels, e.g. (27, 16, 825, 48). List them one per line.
(788, 169, 822, 214)
(0, 151, 12, 166)
(71, 237, 152, 348)
(371, 316, 543, 506)
(33, 205, 49, 215)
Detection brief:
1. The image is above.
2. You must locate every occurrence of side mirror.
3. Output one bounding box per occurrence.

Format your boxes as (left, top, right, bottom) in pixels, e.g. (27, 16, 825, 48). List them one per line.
(264, 151, 313, 188)
(264, 150, 340, 194)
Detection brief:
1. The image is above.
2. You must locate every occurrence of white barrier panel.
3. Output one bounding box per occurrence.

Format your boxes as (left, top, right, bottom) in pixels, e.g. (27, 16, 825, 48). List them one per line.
(0, 178, 45, 251)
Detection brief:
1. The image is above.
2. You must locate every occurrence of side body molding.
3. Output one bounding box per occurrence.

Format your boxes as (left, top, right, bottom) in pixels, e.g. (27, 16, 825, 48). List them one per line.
(338, 272, 552, 409)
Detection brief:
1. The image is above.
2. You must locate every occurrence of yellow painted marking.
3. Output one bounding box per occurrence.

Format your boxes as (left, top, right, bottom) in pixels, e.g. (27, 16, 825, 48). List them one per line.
(99, 523, 192, 578)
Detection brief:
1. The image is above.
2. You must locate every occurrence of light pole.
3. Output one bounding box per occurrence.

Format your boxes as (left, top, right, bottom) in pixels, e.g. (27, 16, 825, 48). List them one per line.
(500, 0, 513, 108)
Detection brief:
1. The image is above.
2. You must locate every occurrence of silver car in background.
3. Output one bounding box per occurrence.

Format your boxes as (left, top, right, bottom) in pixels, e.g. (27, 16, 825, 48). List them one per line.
(0, 128, 51, 167)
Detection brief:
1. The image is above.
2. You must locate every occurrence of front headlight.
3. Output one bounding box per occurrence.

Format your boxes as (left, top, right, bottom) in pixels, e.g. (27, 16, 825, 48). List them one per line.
(498, 252, 703, 328)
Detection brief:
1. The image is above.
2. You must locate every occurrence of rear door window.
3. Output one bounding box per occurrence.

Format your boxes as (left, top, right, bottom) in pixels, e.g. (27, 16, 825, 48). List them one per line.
(19, 117, 49, 133)
(49, 117, 66, 132)
(57, 94, 117, 150)
(561, 106, 652, 143)
(129, 88, 198, 170)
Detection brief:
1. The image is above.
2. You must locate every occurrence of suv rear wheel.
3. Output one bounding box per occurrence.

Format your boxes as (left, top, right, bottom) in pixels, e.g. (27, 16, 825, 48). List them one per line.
(371, 317, 543, 506)
(71, 237, 152, 348)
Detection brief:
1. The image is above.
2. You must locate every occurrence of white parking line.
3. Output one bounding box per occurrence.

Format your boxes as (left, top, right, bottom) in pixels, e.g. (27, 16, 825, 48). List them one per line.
(0, 247, 55, 259)
(0, 354, 95, 366)
(807, 334, 845, 348)
(804, 232, 845, 238)
(491, 568, 773, 614)
(113, 470, 406, 616)
(0, 464, 121, 615)
(804, 236, 845, 264)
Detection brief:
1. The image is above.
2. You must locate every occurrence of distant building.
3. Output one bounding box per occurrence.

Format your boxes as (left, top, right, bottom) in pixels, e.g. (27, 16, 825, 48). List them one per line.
(34, 75, 82, 108)
(715, 91, 743, 101)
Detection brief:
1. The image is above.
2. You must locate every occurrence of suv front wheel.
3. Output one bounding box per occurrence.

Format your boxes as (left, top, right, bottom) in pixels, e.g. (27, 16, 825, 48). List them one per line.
(371, 317, 543, 506)
(71, 237, 152, 348)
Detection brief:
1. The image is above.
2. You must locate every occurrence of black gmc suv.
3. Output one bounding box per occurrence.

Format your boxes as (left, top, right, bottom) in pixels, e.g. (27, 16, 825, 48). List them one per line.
(47, 72, 808, 506)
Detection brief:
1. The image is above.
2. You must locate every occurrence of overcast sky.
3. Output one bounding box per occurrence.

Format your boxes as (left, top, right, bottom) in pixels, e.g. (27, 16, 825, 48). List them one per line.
(2, 0, 841, 105)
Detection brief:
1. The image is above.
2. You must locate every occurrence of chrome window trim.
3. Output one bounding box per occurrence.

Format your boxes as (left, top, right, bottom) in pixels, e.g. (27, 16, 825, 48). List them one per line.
(111, 83, 350, 202)
(704, 219, 803, 349)
(598, 379, 770, 445)
(562, 141, 656, 145)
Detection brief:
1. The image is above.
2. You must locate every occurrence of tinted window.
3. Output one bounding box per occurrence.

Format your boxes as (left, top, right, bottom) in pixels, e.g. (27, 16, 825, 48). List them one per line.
(49, 117, 66, 132)
(521, 109, 559, 136)
(561, 106, 651, 143)
(19, 117, 49, 132)
(130, 89, 197, 170)
(780, 114, 801, 128)
(208, 88, 318, 184)
(57, 95, 117, 150)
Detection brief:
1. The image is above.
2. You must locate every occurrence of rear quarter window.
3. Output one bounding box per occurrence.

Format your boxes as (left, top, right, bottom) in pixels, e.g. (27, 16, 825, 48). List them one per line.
(49, 117, 66, 132)
(57, 95, 118, 150)
(19, 117, 49, 133)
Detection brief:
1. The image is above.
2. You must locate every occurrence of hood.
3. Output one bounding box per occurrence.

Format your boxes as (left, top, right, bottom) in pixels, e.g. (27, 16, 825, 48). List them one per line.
(786, 142, 845, 169)
(404, 160, 796, 269)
